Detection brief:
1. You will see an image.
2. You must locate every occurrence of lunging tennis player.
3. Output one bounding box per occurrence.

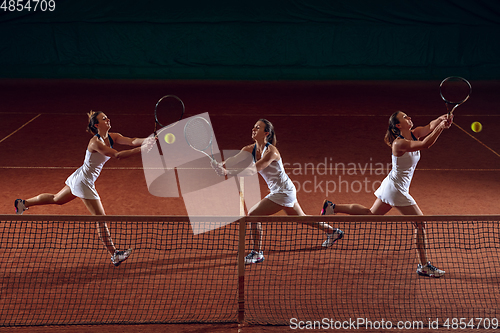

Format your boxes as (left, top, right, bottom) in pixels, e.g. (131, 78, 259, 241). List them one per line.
(214, 119, 344, 264)
(14, 111, 152, 267)
(321, 112, 452, 277)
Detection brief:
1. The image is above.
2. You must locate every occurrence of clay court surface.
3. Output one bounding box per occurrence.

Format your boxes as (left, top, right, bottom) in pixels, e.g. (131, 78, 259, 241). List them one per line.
(0, 79, 499, 332)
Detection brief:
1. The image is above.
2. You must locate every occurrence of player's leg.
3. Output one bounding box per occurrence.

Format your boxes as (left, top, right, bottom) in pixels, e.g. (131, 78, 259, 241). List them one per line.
(397, 204, 444, 277)
(321, 198, 391, 215)
(16, 186, 76, 214)
(286, 201, 335, 233)
(82, 198, 132, 267)
(369, 198, 393, 215)
(248, 198, 284, 216)
(245, 198, 282, 264)
(81, 198, 115, 255)
(30, 185, 77, 206)
(287, 201, 344, 247)
(248, 198, 283, 250)
(333, 203, 372, 215)
(397, 204, 426, 262)
(283, 201, 306, 216)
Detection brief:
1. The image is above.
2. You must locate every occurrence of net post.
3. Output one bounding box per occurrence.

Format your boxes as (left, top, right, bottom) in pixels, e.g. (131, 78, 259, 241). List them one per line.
(237, 215, 246, 325)
(238, 176, 246, 324)
(239, 176, 245, 216)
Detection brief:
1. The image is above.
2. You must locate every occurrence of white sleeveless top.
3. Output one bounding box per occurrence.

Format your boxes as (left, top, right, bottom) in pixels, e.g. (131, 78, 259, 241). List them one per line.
(252, 143, 297, 207)
(65, 135, 112, 200)
(374, 143, 420, 207)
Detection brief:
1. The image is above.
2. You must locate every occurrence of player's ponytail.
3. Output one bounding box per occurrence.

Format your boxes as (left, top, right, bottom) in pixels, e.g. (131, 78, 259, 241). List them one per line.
(259, 118, 277, 146)
(87, 110, 102, 135)
(384, 111, 401, 147)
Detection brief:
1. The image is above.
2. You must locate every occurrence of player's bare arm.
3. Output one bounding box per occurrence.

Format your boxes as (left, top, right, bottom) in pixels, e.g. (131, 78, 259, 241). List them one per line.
(90, 136, 141, 160)
(413, 114, 450, 139)
(393, 121, 446, 156)
(110, 133, 145, 146)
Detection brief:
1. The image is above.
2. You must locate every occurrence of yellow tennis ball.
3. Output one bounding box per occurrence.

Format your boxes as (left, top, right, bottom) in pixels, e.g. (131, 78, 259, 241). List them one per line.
(164, 133, 176, 144)
(471, 121, 482, 133)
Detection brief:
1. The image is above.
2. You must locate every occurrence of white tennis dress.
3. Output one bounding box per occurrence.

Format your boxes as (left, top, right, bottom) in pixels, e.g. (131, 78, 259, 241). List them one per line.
(252, 142, 297, 207)
(374, 149, 420, 207)
(65, 135, 112, 200)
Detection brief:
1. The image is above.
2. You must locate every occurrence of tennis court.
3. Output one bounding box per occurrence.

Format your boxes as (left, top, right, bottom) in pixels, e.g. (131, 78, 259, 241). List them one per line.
(1, 79, 500, 332)
(2, 79, 499, 216)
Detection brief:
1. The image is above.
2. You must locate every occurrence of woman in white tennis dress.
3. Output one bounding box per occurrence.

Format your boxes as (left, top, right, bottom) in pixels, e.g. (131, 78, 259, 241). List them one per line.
(321, 111, 452, 277)
(214, 119, 344, 264)
(15, 111, 152, 266)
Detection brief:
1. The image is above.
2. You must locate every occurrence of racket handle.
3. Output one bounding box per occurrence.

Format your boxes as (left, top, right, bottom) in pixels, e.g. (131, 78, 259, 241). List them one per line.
(239, 177, 245, 216)
(210, 159, 226, 176)
(447, 107, 456, 119)
(154, 131, 164, 155)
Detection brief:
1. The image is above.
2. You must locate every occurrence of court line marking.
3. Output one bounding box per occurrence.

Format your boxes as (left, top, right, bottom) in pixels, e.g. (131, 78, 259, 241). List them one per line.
(2, 114, 497, 169)
(0, 166, 498, 172)
(0, 114, 42, 144)
(453, 122, 500, 158)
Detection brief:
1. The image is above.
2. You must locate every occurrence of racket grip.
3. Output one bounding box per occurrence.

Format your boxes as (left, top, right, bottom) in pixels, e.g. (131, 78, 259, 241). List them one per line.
(447, 109, 454, 119)
(445, 113, 454, 128)
(154, 131, 164, 155)
(210, 159, 226, 176)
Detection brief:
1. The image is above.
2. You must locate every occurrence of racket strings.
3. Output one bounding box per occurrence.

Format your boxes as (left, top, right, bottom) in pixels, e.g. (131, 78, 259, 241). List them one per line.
(185, 118, 213, 151)
(440, 77, 471, 104)
(155, 95, 185, 128)
(442, 90, 470, 104)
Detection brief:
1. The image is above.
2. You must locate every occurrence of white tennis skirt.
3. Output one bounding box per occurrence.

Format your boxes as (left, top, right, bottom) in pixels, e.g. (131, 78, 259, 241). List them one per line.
(374, 176, 416, 207)
(265, 189, 297, 208)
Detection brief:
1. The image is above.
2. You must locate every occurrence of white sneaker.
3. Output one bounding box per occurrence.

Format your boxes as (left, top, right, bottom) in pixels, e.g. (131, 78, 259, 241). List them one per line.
(14, 199, 27, 215)
(322, 229, 344, 248)
(417, 262, 445, 278)
(244, 250, 264, 265)
(320, 200, 335, 215)
(111, 248, 132, 267)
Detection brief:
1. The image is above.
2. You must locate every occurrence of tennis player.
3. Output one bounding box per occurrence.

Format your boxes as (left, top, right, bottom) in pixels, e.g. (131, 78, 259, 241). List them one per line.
(214, 119, 344, 264)
(321, 111, 452, 277)
(14, 111, 153, 267)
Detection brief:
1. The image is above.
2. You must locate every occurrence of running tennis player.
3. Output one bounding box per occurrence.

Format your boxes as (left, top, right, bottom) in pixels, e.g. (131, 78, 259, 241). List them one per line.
(14, 111, 153, 267)
(321, 111, 452, 277)
(214, 119, 344, 264)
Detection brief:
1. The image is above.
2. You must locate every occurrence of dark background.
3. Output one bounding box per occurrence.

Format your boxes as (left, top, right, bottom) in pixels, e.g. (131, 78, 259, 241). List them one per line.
(1, 0, 499, 80)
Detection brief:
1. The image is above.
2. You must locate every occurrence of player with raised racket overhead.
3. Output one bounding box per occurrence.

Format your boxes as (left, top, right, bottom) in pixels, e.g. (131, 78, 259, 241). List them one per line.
(14, 111, 154, 267)
(213, 119, 344, 265)
(321, 111, 453, 277)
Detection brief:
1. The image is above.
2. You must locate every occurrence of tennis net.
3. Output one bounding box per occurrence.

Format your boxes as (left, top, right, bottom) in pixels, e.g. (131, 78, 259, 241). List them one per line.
(0, 214, 499, 328)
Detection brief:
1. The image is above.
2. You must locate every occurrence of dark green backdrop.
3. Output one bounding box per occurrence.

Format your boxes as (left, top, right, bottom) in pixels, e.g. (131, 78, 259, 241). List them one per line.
(1, 0, 499, 80)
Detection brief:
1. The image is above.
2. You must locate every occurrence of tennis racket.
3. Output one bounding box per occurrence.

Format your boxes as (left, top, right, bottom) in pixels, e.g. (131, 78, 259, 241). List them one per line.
(184, 116, 216, 163)
(439, 76, 471, 118)
(154, 95, 185, 155)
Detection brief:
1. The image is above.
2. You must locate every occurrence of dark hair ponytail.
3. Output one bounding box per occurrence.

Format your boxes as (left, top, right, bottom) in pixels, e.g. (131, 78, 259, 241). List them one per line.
(259, 118, 277, 146)
(87, 110, 102, 135)
(384, 111, 401, 147)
